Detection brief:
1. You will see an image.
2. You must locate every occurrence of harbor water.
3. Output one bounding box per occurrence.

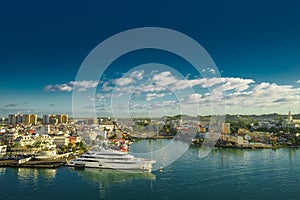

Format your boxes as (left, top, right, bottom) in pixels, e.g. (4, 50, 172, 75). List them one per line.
(0, 139, 300, 199)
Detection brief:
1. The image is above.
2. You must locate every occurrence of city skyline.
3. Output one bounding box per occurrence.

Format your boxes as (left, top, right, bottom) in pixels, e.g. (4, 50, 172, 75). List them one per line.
(1, 0, 300, 117)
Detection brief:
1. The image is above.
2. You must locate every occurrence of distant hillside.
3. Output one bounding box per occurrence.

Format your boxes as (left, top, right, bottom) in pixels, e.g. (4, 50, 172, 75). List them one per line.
(160, 113, 300, 122)
(160, 114, 200, 121)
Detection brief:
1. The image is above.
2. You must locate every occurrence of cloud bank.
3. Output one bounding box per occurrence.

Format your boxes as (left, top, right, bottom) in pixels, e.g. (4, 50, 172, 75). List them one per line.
(44, 69, 300, 116)
(44, 80, 99, 92)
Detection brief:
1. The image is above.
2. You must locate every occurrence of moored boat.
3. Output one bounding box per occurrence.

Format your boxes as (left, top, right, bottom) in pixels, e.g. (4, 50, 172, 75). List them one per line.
(67, 146, 155, 172)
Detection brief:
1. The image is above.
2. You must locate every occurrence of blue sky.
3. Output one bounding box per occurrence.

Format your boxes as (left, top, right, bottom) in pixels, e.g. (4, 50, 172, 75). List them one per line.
(1, 0, 300, 117)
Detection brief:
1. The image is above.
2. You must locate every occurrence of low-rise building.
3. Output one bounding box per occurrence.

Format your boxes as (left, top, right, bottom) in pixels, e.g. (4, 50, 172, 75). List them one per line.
(258, 121, 276, 129)
(0, 145, 7, 156)
(99, 122, 115, 133)
(52, 136, 69, 147)
(69, 136, 82, 145)
(35, 125, 51, 135)
(2, 132, 19, 145)
(14, 135, 35, 147)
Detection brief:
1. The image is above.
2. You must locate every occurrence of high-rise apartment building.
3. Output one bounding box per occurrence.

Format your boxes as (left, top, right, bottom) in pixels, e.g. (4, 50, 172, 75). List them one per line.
(22, 114, 37, 125)
(43, 114, 68, 125)
(8, 114, 37, 125)
(57, 114, 68, 124)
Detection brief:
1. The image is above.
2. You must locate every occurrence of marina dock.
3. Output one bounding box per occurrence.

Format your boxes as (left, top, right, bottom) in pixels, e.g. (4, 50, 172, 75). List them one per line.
(0, 157, 70, 169)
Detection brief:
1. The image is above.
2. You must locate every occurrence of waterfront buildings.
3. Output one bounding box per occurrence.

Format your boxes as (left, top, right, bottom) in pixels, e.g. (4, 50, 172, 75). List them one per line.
(283, 111, 300, 128)
(14, 135, 35, 147)
(0, 113, 80, 157)
(8, 114, 37, 125)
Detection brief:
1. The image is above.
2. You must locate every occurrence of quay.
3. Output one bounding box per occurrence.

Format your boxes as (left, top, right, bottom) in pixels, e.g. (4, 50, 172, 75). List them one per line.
(0, 154, 81, 169)
(0, 158, 67, 168)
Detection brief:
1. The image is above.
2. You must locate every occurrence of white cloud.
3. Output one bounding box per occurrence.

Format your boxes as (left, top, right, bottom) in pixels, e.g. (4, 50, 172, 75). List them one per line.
(152, 71, 177, 86)
(253, 82, 270, 91)
(72, 80, 99, 92)
(187, 93, 203, 101)
(170, 78, 206, 90)
(182, 93, 211, 106)
(102, 81, 114, 91)
(297, 80, 300, 84)
(87, 93, 112, 101)
(220, 77, 254, 92)
(201, 67, 216, 74)
(129, 70, 144, 80)
(114, 77, 134, 86)
(114, 70, 145, 87)
(151, 100, 179, 109)
(145, 93, 166, 101)
(44, 80, 99, 92)
(44, 83, 73, 92)
(209, 68, 216, 74)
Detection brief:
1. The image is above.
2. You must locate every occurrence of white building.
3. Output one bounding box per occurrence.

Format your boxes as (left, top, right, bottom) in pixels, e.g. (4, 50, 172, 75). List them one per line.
(0, 145, 7, 156)
(283, 111, 300, 128)
(99, 123, 115, 133)
(258, 121, 276, 129)
(52, 136, 69, 147)
(14, 135, 35, 147)
(36, 125, 51, 135)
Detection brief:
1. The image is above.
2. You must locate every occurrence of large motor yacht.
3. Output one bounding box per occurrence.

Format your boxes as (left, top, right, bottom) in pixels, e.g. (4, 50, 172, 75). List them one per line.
(67, 146, 155, 172)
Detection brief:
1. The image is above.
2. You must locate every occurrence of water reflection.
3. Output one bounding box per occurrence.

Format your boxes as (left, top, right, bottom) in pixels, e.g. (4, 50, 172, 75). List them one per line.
(14, 168, 57, 181)
(73, 168, 155, 198)
(288, 148, 298, 159)
(73, 168, 155, 189)
(130, 139, 189, 171)
(0, 167, 6, 175)
(17, 168, 39, 182)
(39, 168, 57, 179)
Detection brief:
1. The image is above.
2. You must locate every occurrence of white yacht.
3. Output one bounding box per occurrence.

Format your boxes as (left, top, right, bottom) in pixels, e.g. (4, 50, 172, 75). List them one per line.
(67, 147, 155, 172)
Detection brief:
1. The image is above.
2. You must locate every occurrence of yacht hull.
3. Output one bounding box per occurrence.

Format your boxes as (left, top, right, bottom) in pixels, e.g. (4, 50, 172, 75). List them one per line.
(67, 148, 155, 172)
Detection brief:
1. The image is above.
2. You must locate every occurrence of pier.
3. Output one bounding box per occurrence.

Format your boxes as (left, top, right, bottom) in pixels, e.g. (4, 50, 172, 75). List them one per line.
(0, 158, 67, 168)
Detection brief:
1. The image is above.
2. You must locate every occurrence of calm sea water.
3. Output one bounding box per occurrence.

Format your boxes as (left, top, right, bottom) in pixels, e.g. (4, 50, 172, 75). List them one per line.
(1, 139, 300, 200)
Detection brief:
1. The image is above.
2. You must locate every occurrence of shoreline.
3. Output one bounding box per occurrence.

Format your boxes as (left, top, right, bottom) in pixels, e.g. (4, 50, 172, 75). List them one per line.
(1, 139, 299, 169)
